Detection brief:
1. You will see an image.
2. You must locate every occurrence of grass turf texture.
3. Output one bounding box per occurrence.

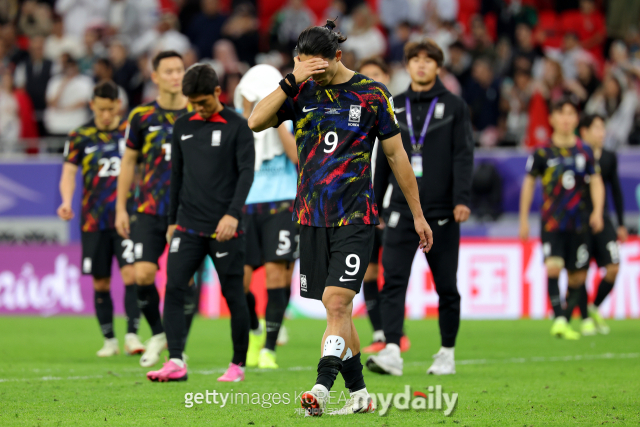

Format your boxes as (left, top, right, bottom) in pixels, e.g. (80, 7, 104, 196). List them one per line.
(0, 317, 639, 426)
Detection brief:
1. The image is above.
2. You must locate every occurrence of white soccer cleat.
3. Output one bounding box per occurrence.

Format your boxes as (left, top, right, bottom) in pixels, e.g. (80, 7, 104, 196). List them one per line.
(329, 389, 375, 415)
(124, 333, 145, 355)
(427, 348, 456, 375)
(365, 343, 403, 376)
(301, 385, 328, 417)
(97, 338, 120, 357)
(276, 325, 289, 346)
(139, 332, 167, 367)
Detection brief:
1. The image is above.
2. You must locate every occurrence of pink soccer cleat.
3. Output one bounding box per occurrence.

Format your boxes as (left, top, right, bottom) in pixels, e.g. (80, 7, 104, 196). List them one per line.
(217, 363, 245, 382)
(147, 359, 188, 382)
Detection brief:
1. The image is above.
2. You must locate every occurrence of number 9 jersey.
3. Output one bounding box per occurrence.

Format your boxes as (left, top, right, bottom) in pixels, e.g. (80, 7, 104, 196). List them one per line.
(64, 119, 128, 232)
(274, 73, 400, 227)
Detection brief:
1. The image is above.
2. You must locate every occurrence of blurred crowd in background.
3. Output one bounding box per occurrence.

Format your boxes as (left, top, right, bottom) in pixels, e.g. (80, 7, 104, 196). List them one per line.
(1, 0, 640, 153)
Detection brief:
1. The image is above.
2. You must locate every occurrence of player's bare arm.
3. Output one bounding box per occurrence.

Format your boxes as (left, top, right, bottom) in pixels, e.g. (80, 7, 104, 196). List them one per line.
(57, 162, 78, 221)
(589, 173, 605, 233)
(381, 134, 433, 253)
(248, 57, 328, 132)
(519, 174, 536, 240)
(115, 147, 138, 238)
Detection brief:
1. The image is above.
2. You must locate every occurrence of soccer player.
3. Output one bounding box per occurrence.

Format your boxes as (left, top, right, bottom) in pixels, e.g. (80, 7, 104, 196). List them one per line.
(58, 81, 144, 357)
(366, 40, 474, 377)
(579, 114, 627, 334)
(249, 20, 432, 416)
(357, 57, 411, 354)
(115, 51, 192, 367)
(146, 64, 254, 383)
(235, 64, 299, 369)
(519, 98, 605, 339)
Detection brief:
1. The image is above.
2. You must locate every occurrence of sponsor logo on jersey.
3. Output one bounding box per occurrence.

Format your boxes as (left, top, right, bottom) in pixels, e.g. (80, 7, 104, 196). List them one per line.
(325, 108, 341, 114)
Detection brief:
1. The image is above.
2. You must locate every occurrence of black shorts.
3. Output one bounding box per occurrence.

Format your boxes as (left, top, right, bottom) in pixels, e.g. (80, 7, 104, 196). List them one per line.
(244, 201, 299, 268)
(131, 213, 168, 266)
(299, 224, 375, 300)
(369, 227, 383, 264)
(541, 229, 590, 271)
(81, 230, 134, 278)
(589, 216, 620, 267)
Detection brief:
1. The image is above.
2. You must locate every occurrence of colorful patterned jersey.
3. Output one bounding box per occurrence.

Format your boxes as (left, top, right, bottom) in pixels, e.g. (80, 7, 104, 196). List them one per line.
(526, 139, 599, 232)
(125, 101, 191, 216)
(64, 120, 128, 232)
(275, 73, 400, 227)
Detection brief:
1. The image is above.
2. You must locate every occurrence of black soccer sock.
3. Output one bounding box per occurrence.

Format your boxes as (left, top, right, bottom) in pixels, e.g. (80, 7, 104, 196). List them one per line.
(547, 277, 563, 318)
(124, 284, 140, 334)
(578, 285, 589, 320)
(94, 290, 114, 339)
(315, 356, 343, 391)
(564, 285, 584, 320)
(137, 284, 164, 335)
(246, 291, 260, 331)
(340, 353, 366, 393)
(284, 285, 291, 308)
(222, 275, 250, 366)
(362, 280, 383, 333)
(594, 278, 615, 307)
(183, 283, 198, 349)
(265, 288, 287, 351)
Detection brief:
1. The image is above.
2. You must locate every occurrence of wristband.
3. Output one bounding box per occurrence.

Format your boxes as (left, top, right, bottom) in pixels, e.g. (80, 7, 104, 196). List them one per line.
(285, 73, 299, 95)
(279, 78, 295, 97)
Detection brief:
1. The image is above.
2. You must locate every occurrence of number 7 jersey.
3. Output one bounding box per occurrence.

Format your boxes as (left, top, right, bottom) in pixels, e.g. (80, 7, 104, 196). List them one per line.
(126, 101, 192, 216)
(275, 72, 400, 227)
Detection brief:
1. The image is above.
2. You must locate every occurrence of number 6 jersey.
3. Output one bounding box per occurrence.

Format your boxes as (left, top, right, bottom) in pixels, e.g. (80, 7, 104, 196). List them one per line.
(275, 73, 400, 227)
(64, 119, 128, 232)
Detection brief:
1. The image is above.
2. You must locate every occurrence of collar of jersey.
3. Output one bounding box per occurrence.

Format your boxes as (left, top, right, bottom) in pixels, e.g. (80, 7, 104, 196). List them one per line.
(189, 112, 227, 124)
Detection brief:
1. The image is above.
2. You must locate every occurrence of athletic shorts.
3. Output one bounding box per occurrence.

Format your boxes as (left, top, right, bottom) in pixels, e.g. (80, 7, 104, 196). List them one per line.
(299, 224, 375, 300)
(369, 227, 383, 265)
(131, 213, 168, 266)
(589, 216, 620, 267)
(541, 229, 590, 271)
(243, 201, 299, 268)
(81, 229, 134, 278)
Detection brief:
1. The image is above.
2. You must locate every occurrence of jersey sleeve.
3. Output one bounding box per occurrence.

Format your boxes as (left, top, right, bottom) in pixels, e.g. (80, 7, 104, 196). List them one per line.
(63, 131, 83, 165)
(526, 149, 546, 177)
(125, 109, 143, 150)
(274, 98, 295, 128)
(375, 85, 400, 140)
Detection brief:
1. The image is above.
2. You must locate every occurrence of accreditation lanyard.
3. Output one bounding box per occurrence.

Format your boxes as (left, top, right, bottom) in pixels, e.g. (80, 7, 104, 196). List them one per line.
(405, 96, 438, 178)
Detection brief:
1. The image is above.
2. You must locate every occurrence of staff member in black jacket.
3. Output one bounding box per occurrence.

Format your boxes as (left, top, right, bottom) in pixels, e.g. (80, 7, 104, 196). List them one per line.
(146, 64, 255, 383)
(367, 39, 474, 377)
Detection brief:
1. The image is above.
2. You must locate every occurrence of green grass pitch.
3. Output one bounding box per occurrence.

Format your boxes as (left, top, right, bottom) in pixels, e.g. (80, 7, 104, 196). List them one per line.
(1, 316, 639, 426)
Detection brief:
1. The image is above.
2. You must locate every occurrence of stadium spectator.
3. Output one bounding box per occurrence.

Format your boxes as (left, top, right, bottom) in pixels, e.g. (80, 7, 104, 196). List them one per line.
(608, 40, 640, 81)
(447, 40, 472, 88)
(342, 4, 386, 60)
(17, 1, 52, 38)
(77, 28, 106, 75)
(221, 3, 259, 66)
(562, 0, 606, 64)
(105, 0, 153, 44)
(501, 69, 534, 146)
(387, 21, 412, 65)
(43, 54, 92, 137)
(2, 23, 28, 66)
(44, 15, 83, 62)
(93, 58, 128, 113)
(467, 16, 495, 62)
(0, 0, 20, 25)
(584, 70, 639, 150)
(378, 0, 411, 31)
(463, 57, 500, 146)
(511, 23, 542, 74)
(132, 13, 191, 57)
(0, 39, 10, 71)
(606, 0, 640, 53)
(109, 40, 141, 107)
(0, 69, 20, 151)
(185, 0, 227, 59)
(271, 0, 315, 53)
(14, 36, 53, 137)
(54, 0, 109, 38)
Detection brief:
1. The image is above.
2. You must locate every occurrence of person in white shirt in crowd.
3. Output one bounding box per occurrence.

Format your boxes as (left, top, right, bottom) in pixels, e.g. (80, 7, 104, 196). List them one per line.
(44, 14, 83, 63)
(54, 0, 109, 38)
(130, 13, 191, 58)
(44, 54, 93, 137)
(342, 4, 386, 60)
(0, 69, 20, 152)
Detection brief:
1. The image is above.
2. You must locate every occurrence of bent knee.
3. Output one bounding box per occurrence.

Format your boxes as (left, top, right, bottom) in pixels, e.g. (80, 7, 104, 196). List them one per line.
(135, 263, 157, 285)
(567, 270, 587, 287)
(605, 263, 619, 280)
(545, 257, 564, 278)
(93, 277, 111, 292)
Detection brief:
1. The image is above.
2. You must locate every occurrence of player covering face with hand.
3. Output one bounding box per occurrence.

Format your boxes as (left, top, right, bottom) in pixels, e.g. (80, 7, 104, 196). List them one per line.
(248, 20, 433, 416)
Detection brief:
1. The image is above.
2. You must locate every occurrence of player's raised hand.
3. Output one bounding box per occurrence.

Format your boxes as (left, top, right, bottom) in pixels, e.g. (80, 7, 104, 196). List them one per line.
(292, 56, 329, 84)
(590, 212, 604, 234)
(115, 208, 130, 239)
(215, 214, 239, 242)
(415, 217, 433, 253)
(56, 203, 74, 221)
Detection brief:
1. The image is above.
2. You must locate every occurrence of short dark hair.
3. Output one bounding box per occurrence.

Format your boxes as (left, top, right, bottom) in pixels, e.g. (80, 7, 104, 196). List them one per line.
(95, 58, 112, 70)
(152, 50, 183, 71)
(357, 56, 390, 76)
(404, 39, 444, 67)
(182, 63, 219, 96)
(550, 97, 579, 114)
(93, 80, 119, 100)
(296, 19, 347, 59)
(579, 113, 605, 130)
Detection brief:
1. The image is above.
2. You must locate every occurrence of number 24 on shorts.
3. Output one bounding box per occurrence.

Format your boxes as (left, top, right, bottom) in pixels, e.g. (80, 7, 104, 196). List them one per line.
(339, 254, 360, 282)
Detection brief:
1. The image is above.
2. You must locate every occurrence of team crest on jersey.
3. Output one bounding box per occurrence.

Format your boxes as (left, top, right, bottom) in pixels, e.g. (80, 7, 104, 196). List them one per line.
(118, 138, 126, 155)
(349, 105, 361, 123)
(434, 103, 445, 119)
(212, 130, 222, 146)
(575, 154, 586, 172)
